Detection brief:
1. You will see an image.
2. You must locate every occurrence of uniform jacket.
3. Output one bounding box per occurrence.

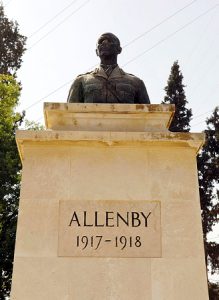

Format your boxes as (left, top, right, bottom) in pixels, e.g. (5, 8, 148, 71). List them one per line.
(67, 66, 150, 104)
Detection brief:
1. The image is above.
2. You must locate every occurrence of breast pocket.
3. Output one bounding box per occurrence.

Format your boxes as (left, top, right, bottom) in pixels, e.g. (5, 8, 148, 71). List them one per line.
(116, 83, 135, 103)
(84, 83, 103, 103)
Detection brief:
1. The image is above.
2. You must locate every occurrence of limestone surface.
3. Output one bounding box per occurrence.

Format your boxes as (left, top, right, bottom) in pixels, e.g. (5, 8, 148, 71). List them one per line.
(11, 103, 208, 300)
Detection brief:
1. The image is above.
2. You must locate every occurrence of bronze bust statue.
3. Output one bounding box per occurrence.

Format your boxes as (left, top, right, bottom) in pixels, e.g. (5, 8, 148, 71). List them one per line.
(67, 33, 150, 104)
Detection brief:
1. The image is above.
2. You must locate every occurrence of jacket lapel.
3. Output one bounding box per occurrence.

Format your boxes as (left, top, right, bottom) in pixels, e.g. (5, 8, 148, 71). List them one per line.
(93, 67, 108, 79)
(108, 66, 124, 79)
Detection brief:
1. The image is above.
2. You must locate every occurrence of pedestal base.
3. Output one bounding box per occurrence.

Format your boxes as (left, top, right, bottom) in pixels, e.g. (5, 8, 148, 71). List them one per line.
(11, 104, 208, 300)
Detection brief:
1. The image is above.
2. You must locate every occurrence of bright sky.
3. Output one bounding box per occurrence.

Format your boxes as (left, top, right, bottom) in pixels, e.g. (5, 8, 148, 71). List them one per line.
(2, 0, 219, 132)
(2, 0, 219, 282)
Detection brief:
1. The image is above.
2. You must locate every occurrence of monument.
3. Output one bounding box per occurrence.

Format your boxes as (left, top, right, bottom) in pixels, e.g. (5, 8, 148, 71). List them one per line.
(67, 32, 150, 104)
(10, 33, 209, 299)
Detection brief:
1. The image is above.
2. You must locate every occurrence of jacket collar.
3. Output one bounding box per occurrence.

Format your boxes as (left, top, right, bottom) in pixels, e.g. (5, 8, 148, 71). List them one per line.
(93, 65, 125, 79)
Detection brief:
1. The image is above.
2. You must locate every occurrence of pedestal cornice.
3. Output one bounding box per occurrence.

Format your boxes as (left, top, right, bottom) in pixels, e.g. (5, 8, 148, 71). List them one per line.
(16, 130, 205, 163)
(44, 103, 175, 132)
(16, 103, 205, 162)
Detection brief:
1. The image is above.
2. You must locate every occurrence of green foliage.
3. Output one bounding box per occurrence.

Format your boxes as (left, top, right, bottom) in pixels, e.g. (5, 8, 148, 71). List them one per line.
(24, 119, 44, 131)
(0, 5, 26, 75)
(0, 74, 24, 299)
(0, 5, 26, 297)
(198, 107, 219, 281)
(163, 61, 192, 132)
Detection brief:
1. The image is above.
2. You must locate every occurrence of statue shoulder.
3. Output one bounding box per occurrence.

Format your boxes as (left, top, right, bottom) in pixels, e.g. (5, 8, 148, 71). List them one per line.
(123, 71, 142, 82)
(75, 71, 94, 79)
(70, 71, 94, 87)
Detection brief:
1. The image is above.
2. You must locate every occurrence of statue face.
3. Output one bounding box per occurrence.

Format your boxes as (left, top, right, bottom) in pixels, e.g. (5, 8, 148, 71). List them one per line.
(96, 33, 121, 58)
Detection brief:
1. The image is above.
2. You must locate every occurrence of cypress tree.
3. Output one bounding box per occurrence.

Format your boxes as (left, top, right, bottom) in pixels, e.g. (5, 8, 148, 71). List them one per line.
(0, 5, 26, 75)
(164, 62, 218, 297)
(197, 107, 219, 295)
(163, 61, 192, 132)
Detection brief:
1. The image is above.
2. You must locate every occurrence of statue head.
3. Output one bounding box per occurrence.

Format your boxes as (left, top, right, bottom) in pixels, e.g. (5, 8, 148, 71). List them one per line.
(96, 33, 122, 59)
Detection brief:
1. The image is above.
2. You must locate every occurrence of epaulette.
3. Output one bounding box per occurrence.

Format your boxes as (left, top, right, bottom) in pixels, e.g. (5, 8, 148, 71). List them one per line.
(76, 71, 93, 77)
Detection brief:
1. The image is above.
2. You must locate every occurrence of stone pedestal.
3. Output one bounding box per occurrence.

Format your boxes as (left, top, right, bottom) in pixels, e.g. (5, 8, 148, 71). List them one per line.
(11, 103, 209, 300)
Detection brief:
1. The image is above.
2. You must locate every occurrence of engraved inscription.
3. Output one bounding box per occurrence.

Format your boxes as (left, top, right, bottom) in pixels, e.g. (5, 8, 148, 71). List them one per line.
(68, 211, 152, 227)
(58, 200, 161, 258)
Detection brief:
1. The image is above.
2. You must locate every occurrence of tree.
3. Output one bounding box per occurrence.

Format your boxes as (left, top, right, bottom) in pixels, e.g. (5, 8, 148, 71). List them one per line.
(0, 5, 26, 75)
(162, 61, 192, 132)
(0, 74, 24, 299)
(163, 62, 219, 298)
(23, 119, 44, 131)
(0, 4, 26, 298)
(208, 282, 219, 300)
(197, 107, 219, 291)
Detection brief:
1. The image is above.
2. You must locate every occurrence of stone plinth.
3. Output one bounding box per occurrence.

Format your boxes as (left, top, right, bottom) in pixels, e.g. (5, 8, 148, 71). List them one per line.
(11, 103, 209, 300)
(44, 103, 175, 132)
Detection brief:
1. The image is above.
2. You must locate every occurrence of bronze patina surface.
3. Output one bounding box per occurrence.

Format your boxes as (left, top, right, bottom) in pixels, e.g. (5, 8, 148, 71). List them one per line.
(67, 33, 150, 104)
